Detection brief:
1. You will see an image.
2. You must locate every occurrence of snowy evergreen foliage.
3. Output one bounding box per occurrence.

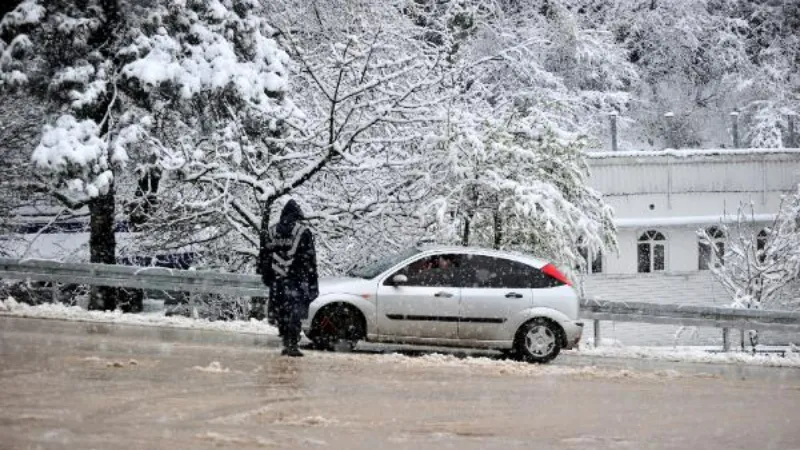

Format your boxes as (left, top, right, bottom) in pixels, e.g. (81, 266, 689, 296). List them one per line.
(699, 187, 800, 310)
(1, 0, 125, 206)
(0, 0, 303, 310)
(569, 0, 799, 149)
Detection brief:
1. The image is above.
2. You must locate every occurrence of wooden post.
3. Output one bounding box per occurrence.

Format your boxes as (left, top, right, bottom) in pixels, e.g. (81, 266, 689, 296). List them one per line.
(730, 111, 740, 148)
(610, 112, 618, 152)
(593, 319, 601, 347)
(789, 113, 797, 148)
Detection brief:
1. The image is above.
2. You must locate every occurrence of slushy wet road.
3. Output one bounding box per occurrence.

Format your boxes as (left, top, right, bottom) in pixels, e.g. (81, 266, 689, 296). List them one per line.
(1, 316, 799, 450)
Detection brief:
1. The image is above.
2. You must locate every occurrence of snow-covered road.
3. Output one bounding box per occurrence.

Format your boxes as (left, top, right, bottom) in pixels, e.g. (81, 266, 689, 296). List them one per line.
(1, 316, 799, 449)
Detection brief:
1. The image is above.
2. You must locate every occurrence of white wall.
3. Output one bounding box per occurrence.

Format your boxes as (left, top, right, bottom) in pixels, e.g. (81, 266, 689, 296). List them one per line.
(588, 150, 800, 198)
(588, 149, 800, 219)
(602, 226, 756, 275)
(606, 192, 782, 219)
(587, 149, 800, 276)
(579, 150, 800, 346)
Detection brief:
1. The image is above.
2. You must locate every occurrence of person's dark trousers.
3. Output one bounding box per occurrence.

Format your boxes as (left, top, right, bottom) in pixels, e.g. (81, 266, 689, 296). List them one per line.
(277, 304, 302, 355)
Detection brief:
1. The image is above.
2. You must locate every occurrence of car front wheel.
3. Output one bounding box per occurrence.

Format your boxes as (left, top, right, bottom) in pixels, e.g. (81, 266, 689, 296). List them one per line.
(513, 318, 562, 363)
(308, 304, 364, 352)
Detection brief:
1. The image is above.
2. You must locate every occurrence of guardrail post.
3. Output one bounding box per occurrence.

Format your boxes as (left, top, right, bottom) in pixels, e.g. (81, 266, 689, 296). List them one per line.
(593, 319, 600, 347)
(189, 292, 198, 319)
(51, 282, 58, 303)
(722, 328, 730, 352)
(739, 329, 745, 351)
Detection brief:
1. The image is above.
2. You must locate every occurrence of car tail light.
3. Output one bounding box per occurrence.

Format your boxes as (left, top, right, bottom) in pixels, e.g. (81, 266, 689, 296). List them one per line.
(542, 263, 572, 286)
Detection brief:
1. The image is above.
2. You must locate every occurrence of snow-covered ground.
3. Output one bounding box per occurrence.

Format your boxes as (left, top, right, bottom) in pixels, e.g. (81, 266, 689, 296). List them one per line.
(0, 296, 278, 336)
(2, 297, 800, 368)
(569, 345, 800, 369)
(4, 313, 798, 450)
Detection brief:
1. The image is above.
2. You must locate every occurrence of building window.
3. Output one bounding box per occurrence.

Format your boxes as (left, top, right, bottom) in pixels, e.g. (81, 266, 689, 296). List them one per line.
(577, 247, 603, 274)
(637, 230, 666, 273)
(699, 226, 725, 270)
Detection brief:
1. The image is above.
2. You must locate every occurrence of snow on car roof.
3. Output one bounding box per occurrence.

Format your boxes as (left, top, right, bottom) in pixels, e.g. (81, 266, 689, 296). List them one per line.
(415, 245, 550, 269)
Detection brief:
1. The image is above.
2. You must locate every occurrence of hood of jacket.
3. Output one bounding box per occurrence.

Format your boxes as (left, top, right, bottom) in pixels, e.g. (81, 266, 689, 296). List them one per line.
(276, 199, 303, 237)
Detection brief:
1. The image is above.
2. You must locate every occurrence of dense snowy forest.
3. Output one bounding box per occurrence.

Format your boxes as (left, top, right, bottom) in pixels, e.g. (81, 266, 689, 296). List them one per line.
(0, 0, 798, 310)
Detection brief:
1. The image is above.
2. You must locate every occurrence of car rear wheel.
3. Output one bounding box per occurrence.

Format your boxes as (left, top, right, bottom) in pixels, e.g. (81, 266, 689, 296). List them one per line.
(309, 304, 364, 352)
(513, 318, 562, 363)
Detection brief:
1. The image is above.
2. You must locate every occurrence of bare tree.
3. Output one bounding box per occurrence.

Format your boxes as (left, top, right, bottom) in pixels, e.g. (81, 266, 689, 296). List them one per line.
(699, 190, 800, 311)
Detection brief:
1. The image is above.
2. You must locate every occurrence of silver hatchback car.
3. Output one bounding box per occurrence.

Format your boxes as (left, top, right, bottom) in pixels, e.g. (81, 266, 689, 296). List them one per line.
(302, 246, 583, 363)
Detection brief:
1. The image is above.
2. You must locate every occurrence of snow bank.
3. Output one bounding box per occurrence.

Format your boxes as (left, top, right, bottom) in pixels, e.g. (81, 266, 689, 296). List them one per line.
(0, 297, 278, 336)
(318, 352, 688, 380)
(3, 298, 799, 369)
(570, 345, 800, 368)
(195, 431, 276, 447)
(192, 361, 231, 373)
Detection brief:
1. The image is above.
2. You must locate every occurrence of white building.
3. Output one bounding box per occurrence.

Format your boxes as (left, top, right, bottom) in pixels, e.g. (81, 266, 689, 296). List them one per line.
(582, 149, 800, 345)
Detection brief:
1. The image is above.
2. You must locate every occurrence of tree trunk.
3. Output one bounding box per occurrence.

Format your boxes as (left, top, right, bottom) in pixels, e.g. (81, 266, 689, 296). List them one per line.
(493, 210, 503, 249)
(250, 206, 272, 320)
(88, 186, 118, 310)
(129, 167, 161, 230)
(461, 214, 471, 246)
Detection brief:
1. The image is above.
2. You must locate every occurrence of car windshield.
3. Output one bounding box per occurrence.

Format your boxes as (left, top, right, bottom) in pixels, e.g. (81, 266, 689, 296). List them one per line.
(347, 247, 422, 279)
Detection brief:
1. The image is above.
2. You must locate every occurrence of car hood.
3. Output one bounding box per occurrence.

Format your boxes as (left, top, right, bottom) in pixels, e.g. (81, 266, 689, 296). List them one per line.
(318, 277, 374, 296)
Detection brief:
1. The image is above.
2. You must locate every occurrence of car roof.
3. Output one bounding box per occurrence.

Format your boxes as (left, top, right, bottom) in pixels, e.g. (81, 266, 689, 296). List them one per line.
(415, 245, 550, 269)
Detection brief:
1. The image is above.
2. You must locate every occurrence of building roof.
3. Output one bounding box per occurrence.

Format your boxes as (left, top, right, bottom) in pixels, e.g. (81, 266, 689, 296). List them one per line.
(614, 213, 777, 228)
(587, 148, 800, 160)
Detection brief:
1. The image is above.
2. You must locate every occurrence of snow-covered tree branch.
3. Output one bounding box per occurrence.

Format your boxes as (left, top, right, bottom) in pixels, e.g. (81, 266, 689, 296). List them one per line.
(699, 188, 800, 310)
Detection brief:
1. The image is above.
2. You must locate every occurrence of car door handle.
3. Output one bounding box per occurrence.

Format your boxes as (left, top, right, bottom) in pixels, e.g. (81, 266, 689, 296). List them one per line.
(505, 292, 523, 298)
(434, 291, 454, 298)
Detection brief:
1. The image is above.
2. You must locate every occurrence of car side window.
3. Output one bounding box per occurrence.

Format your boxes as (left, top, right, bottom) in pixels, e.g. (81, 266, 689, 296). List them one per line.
(461, 255, 558, 289)
(387, 254, 463, 287)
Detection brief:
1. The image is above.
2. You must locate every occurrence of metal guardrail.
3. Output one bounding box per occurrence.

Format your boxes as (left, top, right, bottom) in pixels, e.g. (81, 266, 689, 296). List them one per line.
(2, 258, 798, 351)
(580, 298, 800, 350)
(579, 299, 800, 333)
(0, 258, 266, 297)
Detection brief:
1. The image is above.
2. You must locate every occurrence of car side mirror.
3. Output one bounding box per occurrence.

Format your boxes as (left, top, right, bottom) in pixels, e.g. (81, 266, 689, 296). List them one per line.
(391, 274, 408, 286)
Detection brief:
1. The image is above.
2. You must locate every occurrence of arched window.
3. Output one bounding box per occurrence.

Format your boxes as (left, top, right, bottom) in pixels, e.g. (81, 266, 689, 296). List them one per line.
(699, 226, 725, 270)
(638, 230, 666, 273)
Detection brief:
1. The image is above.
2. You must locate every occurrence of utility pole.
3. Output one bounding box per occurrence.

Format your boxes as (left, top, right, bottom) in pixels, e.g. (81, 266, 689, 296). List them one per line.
(610, 112, 618, 152)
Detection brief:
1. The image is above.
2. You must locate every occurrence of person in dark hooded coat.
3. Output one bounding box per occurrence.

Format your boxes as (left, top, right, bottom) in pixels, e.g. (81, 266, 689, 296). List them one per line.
(260, 199, 319, 357)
